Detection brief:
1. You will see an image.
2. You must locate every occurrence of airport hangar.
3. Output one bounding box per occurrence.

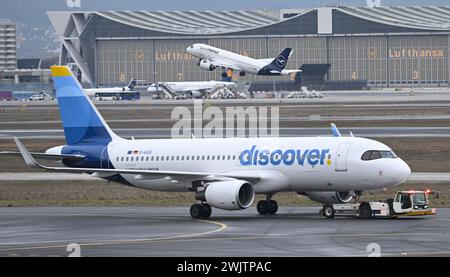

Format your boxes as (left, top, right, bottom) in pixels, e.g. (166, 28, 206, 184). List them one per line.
(48, 6, 450, 88)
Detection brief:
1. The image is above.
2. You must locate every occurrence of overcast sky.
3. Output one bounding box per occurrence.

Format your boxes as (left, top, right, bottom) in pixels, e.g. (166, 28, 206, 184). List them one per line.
(1, 0, 449, 26)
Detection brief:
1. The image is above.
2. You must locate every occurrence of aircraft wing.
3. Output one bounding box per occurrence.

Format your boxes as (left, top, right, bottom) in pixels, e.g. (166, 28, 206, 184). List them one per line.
(282, 69, 302, 74)
(209, 59, 242, 71)
(13, 137, 260, 184)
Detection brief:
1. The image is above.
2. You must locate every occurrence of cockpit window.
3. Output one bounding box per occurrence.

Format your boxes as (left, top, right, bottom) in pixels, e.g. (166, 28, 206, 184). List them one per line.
(370, 151, 381, 160)
(361, 150, 397, 161)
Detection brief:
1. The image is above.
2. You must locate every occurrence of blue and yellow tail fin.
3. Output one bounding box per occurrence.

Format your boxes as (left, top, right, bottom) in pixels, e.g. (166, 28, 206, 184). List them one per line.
(51, 66, 121, 145)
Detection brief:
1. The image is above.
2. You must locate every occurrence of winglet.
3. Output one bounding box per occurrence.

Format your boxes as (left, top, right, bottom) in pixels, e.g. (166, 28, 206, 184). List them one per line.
(13, 137, 41, 169)
(330, 123, 341, 137)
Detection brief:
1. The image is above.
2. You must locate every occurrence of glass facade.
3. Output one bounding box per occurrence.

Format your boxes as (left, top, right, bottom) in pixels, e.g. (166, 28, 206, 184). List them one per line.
(95, 35, 449, 87)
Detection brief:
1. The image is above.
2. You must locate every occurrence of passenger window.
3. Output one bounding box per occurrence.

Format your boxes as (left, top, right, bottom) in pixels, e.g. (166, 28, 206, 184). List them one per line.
(211, 156, 215, 160)
(151, 156, 154, 161)
(126, 157, 129, 161)
(131, 157, 134, 161)
(121, 157, 124, 162)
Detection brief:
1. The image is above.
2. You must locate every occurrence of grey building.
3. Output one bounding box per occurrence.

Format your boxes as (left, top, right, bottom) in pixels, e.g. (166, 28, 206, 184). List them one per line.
(48, 6, 450, 87)
(0, 19, 16, 70)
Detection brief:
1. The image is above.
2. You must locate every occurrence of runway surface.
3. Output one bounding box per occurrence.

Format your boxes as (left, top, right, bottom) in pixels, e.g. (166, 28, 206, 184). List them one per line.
(0, 207, 449, 257)
(1, 126, 450, 139)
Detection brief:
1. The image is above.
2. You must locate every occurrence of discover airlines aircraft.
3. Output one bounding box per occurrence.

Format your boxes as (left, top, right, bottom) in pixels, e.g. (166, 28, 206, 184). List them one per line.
(9, 66, 411, 219)
(147, 81, 235, 98)
(186, 43, 301, 76)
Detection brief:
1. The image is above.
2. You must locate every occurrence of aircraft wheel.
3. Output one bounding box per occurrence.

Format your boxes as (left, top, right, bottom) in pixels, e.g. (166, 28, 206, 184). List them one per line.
(257, 200, 269, 215)
(239, 71, 246, 76)
(323, 205, 335, 219)
(221, 72, 227, 78)
(268, 200, 278, 215)
(190, 204, 203, 219)
(201, 203, 212, 219)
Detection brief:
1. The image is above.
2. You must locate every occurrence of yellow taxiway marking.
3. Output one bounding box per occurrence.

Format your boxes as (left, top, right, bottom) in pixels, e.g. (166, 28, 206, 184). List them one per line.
(0, 216, 227, 253)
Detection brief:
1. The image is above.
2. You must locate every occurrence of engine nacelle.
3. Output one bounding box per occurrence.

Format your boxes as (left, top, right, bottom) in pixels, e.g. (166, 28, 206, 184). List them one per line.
(199, 60, 215, 71)
(196, 180, 255, 210)
(304, 191, 355, 204)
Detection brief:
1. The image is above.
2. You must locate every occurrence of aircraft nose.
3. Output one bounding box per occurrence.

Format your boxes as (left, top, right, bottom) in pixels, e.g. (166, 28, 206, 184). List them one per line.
(397, 159, 411, 183)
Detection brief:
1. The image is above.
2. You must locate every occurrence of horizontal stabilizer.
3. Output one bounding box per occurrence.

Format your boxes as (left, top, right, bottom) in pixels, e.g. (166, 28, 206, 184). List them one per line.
(0, 150, 85, 161)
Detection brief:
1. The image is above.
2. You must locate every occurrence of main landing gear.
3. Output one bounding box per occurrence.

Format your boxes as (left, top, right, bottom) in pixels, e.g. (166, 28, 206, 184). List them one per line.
(190, 203, 212, 219)
(256, 196, 278, 215)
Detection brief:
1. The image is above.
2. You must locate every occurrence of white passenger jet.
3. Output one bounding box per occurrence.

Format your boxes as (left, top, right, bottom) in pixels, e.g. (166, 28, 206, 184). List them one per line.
(85, 79, 137, 98)
(186, 43, 301, 77)
(147, 80, 236, 98)
(9, 66, 411, 219)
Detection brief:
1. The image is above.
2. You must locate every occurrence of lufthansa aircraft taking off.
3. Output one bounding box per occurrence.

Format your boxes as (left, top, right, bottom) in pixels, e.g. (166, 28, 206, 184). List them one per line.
(187, 43, 301, 76)
(11, 66, 411, 219)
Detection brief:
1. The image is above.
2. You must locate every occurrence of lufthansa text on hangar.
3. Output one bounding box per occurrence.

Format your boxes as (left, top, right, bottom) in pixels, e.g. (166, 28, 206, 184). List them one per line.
(48, 6, 450, 87)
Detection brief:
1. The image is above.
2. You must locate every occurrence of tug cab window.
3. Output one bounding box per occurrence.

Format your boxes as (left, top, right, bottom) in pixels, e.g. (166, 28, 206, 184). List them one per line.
(361, 150, 397, 161)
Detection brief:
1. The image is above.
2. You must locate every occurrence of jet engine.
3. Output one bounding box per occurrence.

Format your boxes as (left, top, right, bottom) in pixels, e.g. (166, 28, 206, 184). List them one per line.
(199, 60, 216, 71)
(195, 180, 255, 210)
(303, 191, 356, 204)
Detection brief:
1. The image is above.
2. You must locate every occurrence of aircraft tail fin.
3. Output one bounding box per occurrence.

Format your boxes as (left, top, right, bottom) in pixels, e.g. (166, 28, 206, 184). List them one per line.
(51, 66, 122, 145)
(128, 79, 137, 90)
(270, 48, 293, 70)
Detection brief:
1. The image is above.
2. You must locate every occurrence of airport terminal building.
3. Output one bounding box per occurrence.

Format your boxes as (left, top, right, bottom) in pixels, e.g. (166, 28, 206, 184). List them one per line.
(48, 6, 450, 87)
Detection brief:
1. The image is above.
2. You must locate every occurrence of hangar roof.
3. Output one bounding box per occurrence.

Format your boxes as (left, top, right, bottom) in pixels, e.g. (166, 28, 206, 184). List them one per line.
(95, 10, 283, 34)
(336, 6, 450, 31)
(89, 6, 450, 34)
(48, 6, 450, 37)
